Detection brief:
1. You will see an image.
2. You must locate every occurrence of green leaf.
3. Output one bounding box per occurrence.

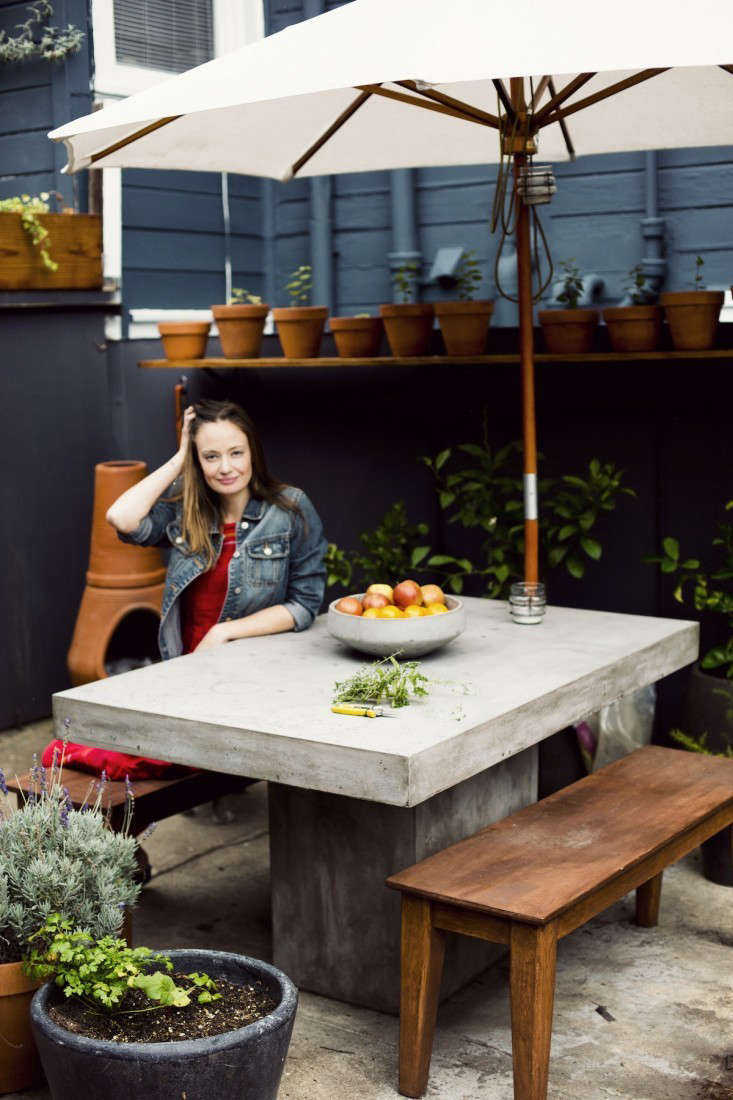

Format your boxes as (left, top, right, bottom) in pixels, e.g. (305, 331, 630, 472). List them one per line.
(562, 475, 589, 490)
(662, 537, 679, 560)
(558, 524, 577, 542)
(448, 575, 464, 594)
(411, 546, 430, 567)
(680, 559, 700, 570)
(548, 545, 568, 567)
(439, 491, 456, 510)
(566, 555, 585, 579)
(434, 448, 451, 470)
(427, 554, 458, 567)
(701, 648, 727, 669)
(660, 560, 677, 573)
(580, 536, 602, 560)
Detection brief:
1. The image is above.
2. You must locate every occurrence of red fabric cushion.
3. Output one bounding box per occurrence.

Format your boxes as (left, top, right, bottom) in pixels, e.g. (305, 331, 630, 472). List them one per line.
(182, 522, 238, 654)
(42, 740, 192, 781)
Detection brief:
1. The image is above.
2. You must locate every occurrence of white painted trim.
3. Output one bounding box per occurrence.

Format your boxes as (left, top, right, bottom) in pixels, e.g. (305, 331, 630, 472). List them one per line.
(127, 308, 274, 339)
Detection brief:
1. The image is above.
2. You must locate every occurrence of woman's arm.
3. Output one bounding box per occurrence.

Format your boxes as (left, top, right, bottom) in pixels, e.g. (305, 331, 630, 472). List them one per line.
(194, 604, 295, 651)
(106, 407, 195, 534)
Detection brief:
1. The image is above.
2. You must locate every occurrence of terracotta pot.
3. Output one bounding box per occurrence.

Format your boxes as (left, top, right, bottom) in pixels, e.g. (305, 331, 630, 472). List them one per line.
(157, 322, 210, 361)
(211, 304, 270, 358)
(379, 303, 435, 356)
(67, 585, 164, 686)
(602, 305, 662, 352)
(434, 300, 494, 356)
(329, 316, 383, 357)
(537, 308, 598, 354)
(660, 291, 724, 351)
(272, 306, 328, 358)
(87, 462, 167, 589)
(0, 961, 44, 1094)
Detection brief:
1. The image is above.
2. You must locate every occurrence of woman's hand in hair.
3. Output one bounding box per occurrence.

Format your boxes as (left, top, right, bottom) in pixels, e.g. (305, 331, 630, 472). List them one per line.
(179, 405, 197, 455)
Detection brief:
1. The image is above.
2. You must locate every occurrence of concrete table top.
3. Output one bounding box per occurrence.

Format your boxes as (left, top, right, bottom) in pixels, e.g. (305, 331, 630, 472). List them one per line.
(53, 598, 698, 808)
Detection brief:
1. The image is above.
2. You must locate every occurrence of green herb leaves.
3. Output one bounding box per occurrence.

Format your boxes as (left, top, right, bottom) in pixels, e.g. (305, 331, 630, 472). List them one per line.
(333, 655, 429, 708)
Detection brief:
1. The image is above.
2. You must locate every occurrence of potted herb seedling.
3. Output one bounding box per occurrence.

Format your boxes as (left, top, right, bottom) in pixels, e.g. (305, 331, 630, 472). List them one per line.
(0, 753, 139, 1093)
(27, 915, 298, 1100)
(660, 256, 724, 350)
(603, 263, 662, 352)
(380, 261, 435, 356)
(211, 287, 270, 359)
(329, 311, 384, 358)
(272, 264, 328, 358)
(434, 250, 495, 356)
(0, 192, 101, 291)
(537, 259, 599, 354)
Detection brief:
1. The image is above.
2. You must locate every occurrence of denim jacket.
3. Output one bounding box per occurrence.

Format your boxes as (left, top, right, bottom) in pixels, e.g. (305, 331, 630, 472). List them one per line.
(118, 486, 327, 660)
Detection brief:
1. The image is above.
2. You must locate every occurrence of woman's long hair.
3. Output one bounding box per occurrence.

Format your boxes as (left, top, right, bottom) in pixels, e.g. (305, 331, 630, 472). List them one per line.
(180, 400, 300, 569)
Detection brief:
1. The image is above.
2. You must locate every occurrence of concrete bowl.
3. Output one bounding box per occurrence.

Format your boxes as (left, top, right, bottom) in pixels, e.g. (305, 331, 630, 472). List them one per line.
(327, 595, 466, 658)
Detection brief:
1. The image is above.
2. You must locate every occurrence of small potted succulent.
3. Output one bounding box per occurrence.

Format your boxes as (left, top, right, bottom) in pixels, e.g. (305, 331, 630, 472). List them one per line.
(537, 259, 599, 354)
(603, 264, 662, 352)
(379, 261, 435, 357)
(272, 264, 328, 358)
(329, 311, 383, 358)
(434, 250, 494, 356)
(660, 256, 724, 351)
(0, 753, 140, 1093)
(28, 916, 297, 1100)
(211, 287, 270, 359)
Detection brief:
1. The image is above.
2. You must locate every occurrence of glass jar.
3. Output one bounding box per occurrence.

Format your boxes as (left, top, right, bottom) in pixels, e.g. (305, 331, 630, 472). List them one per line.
(509, 581, 546, 624)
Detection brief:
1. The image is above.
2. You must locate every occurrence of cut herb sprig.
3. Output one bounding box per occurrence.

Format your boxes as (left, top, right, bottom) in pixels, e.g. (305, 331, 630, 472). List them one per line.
(333, 654, 430, 709)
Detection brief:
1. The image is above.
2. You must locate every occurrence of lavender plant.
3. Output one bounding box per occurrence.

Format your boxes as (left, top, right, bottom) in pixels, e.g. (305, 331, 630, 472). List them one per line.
(0, 750, 139, 964)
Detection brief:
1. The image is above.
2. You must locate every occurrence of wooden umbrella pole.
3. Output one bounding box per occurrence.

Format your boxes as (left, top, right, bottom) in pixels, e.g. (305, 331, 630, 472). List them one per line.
(510, 79, 539, 584)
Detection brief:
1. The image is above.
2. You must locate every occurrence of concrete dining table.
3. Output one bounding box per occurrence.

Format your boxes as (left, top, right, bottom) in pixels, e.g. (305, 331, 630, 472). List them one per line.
(52, 597, 698, 1012)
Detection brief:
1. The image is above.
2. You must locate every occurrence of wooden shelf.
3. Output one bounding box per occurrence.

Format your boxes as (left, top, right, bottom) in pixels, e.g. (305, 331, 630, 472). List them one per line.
(139, 349, 733, 369)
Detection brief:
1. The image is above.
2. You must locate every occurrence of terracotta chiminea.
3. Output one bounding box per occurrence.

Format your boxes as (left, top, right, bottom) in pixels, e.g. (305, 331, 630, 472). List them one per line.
(67, 461, 167, 686)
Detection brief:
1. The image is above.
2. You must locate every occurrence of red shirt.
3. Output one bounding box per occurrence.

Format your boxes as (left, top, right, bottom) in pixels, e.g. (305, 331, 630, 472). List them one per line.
(182, 522, 237, 654)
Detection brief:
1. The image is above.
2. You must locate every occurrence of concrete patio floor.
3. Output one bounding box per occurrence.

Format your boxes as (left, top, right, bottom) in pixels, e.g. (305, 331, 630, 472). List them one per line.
(2, 718, 732, 1100)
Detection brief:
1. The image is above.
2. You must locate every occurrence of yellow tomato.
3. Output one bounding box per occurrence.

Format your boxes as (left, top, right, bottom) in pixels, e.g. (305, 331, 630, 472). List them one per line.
(377, 605, 406, 619)
(424, 603, 448, 615)
(362, 607, 380, 618)
(366, 583, 394, 602)
(403, 605, 425, 617)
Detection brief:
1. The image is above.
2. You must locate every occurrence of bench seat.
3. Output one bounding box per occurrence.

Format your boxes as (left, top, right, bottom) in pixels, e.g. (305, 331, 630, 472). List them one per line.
(386, 745, 733, 1100)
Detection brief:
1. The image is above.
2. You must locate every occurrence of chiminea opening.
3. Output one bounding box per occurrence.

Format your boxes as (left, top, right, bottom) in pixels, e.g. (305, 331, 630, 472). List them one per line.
(104, 609, 160, 677)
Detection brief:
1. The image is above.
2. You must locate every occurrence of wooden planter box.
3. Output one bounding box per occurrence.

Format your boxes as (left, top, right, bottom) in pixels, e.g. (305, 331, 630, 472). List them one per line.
(0, 212, 102, 290)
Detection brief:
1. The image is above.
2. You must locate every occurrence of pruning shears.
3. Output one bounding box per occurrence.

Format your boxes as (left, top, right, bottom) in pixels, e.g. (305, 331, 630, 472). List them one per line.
(331, 705, 398, 718)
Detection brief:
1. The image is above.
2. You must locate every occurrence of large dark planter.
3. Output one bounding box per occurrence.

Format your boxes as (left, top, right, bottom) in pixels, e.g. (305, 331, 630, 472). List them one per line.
(31, 950, 297, 1100)
(701, 826, 733, 887)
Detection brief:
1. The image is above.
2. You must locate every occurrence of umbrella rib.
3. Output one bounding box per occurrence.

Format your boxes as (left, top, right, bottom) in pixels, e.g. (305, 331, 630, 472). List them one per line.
(530, 76, 551, 109)
(396, 80, 501, 128)
(533, 73, 595, 128)
(547, 77, 575, 159)
(537, 68, 670, 128)
(720, 64, 733, 75)
(88, 116, 181, 165)
(492, 79, 515, 122)
(355, 84, 495, 127)
(291, 87, 374, 176)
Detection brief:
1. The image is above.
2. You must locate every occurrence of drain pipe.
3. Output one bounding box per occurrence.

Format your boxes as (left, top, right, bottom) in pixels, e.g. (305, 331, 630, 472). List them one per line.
(619, 150, 666, 304)
(304, 0, 333, 313)
(388, 169, 422, 302)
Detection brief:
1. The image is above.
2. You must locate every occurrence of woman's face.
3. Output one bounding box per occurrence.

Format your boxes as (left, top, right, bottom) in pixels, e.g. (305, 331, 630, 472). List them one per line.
(194, 419, 252, 500)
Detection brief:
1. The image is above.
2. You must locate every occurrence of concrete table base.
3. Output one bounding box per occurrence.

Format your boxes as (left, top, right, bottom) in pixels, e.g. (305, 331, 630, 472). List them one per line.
(269, 746, 537, 1012)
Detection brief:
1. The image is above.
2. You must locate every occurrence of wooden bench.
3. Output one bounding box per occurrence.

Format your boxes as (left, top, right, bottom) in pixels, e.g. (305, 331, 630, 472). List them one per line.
(386, 745, 733, 1100)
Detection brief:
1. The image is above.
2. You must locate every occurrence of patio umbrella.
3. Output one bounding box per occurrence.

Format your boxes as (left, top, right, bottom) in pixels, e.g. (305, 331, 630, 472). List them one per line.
(48, 0, 733, 581)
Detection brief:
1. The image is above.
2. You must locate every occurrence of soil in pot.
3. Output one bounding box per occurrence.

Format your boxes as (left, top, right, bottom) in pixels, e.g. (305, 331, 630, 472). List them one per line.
(435, 300, 494, 356)
(660, 291, 724, 351)
(272, 306, 328, 358)
(212, 304, 270, 358)
(330, 316, 383, 357)
(158, 322, 210, 361)
(602, 306, 662, 352)
(537, 308, 598, 354)
(379, 303, 434, 356)
(0, 961, 44, 1094)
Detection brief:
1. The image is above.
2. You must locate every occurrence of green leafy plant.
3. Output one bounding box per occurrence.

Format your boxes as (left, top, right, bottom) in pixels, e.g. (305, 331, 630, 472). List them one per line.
(393, 261, 419, 304)
(285, 264, 312, 306)
(352, 502, 429, 588)
(229, 287, 263, 305)
(333, 654, 430, 708)
(646, 501, 733, 678)
(0, 747, 139, 964)
(24, 914, 220, 1013)
(0, 192, 59, 271)
(625, 263, 652, 305)
(555, 259, 584, 309)
(0, 1, 83, 64)
(668, 729, 733, 758)
(455, 250, 482, 301)
(693, 254, 705, 290)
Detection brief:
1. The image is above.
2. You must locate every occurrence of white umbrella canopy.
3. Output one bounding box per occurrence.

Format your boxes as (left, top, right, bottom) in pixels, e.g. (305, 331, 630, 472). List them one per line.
(48, 0, 733, 582)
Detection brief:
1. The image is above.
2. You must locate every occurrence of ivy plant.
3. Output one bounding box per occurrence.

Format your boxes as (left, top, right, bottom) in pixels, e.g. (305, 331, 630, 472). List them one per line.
(0, 1, 84, 64)
(0, 193, 59, 271)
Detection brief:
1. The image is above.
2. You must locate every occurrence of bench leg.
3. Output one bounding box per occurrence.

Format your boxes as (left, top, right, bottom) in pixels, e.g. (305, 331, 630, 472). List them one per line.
(635, 871, 663, 927)
(510, 921, 558, 1100)
(398, 896, 446, 1098)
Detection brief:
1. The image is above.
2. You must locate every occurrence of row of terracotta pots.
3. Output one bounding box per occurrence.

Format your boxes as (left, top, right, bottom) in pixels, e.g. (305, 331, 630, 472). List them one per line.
(158, 300, 495, 361)
(539, 290, 726, 354)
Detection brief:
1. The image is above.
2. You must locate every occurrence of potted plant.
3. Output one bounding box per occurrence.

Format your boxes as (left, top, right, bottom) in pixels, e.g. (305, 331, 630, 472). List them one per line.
(434, 250, 494, 356)
(0, 752, 140, 1093)
(647, 501, 733, 884)
(211, 288, 270, 359)
(379, 261, 435, 357)
(157, 320, 211, 361)
(660, 256, 725, 351)
(603, 264, 663, 352)
(0, 192, 102, 291)
(329, 312, 384, 357)
(272, 265, 328, 358)
(537, 259, 599, 354)
(27, 916, 297, 1100)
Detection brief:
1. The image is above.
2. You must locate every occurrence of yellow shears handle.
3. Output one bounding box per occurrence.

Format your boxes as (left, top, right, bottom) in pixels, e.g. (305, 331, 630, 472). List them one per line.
(331, 705, 377, 718)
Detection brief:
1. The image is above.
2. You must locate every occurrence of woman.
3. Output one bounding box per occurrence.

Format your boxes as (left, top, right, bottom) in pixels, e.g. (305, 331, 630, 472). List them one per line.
(46, 399, 327, 780)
